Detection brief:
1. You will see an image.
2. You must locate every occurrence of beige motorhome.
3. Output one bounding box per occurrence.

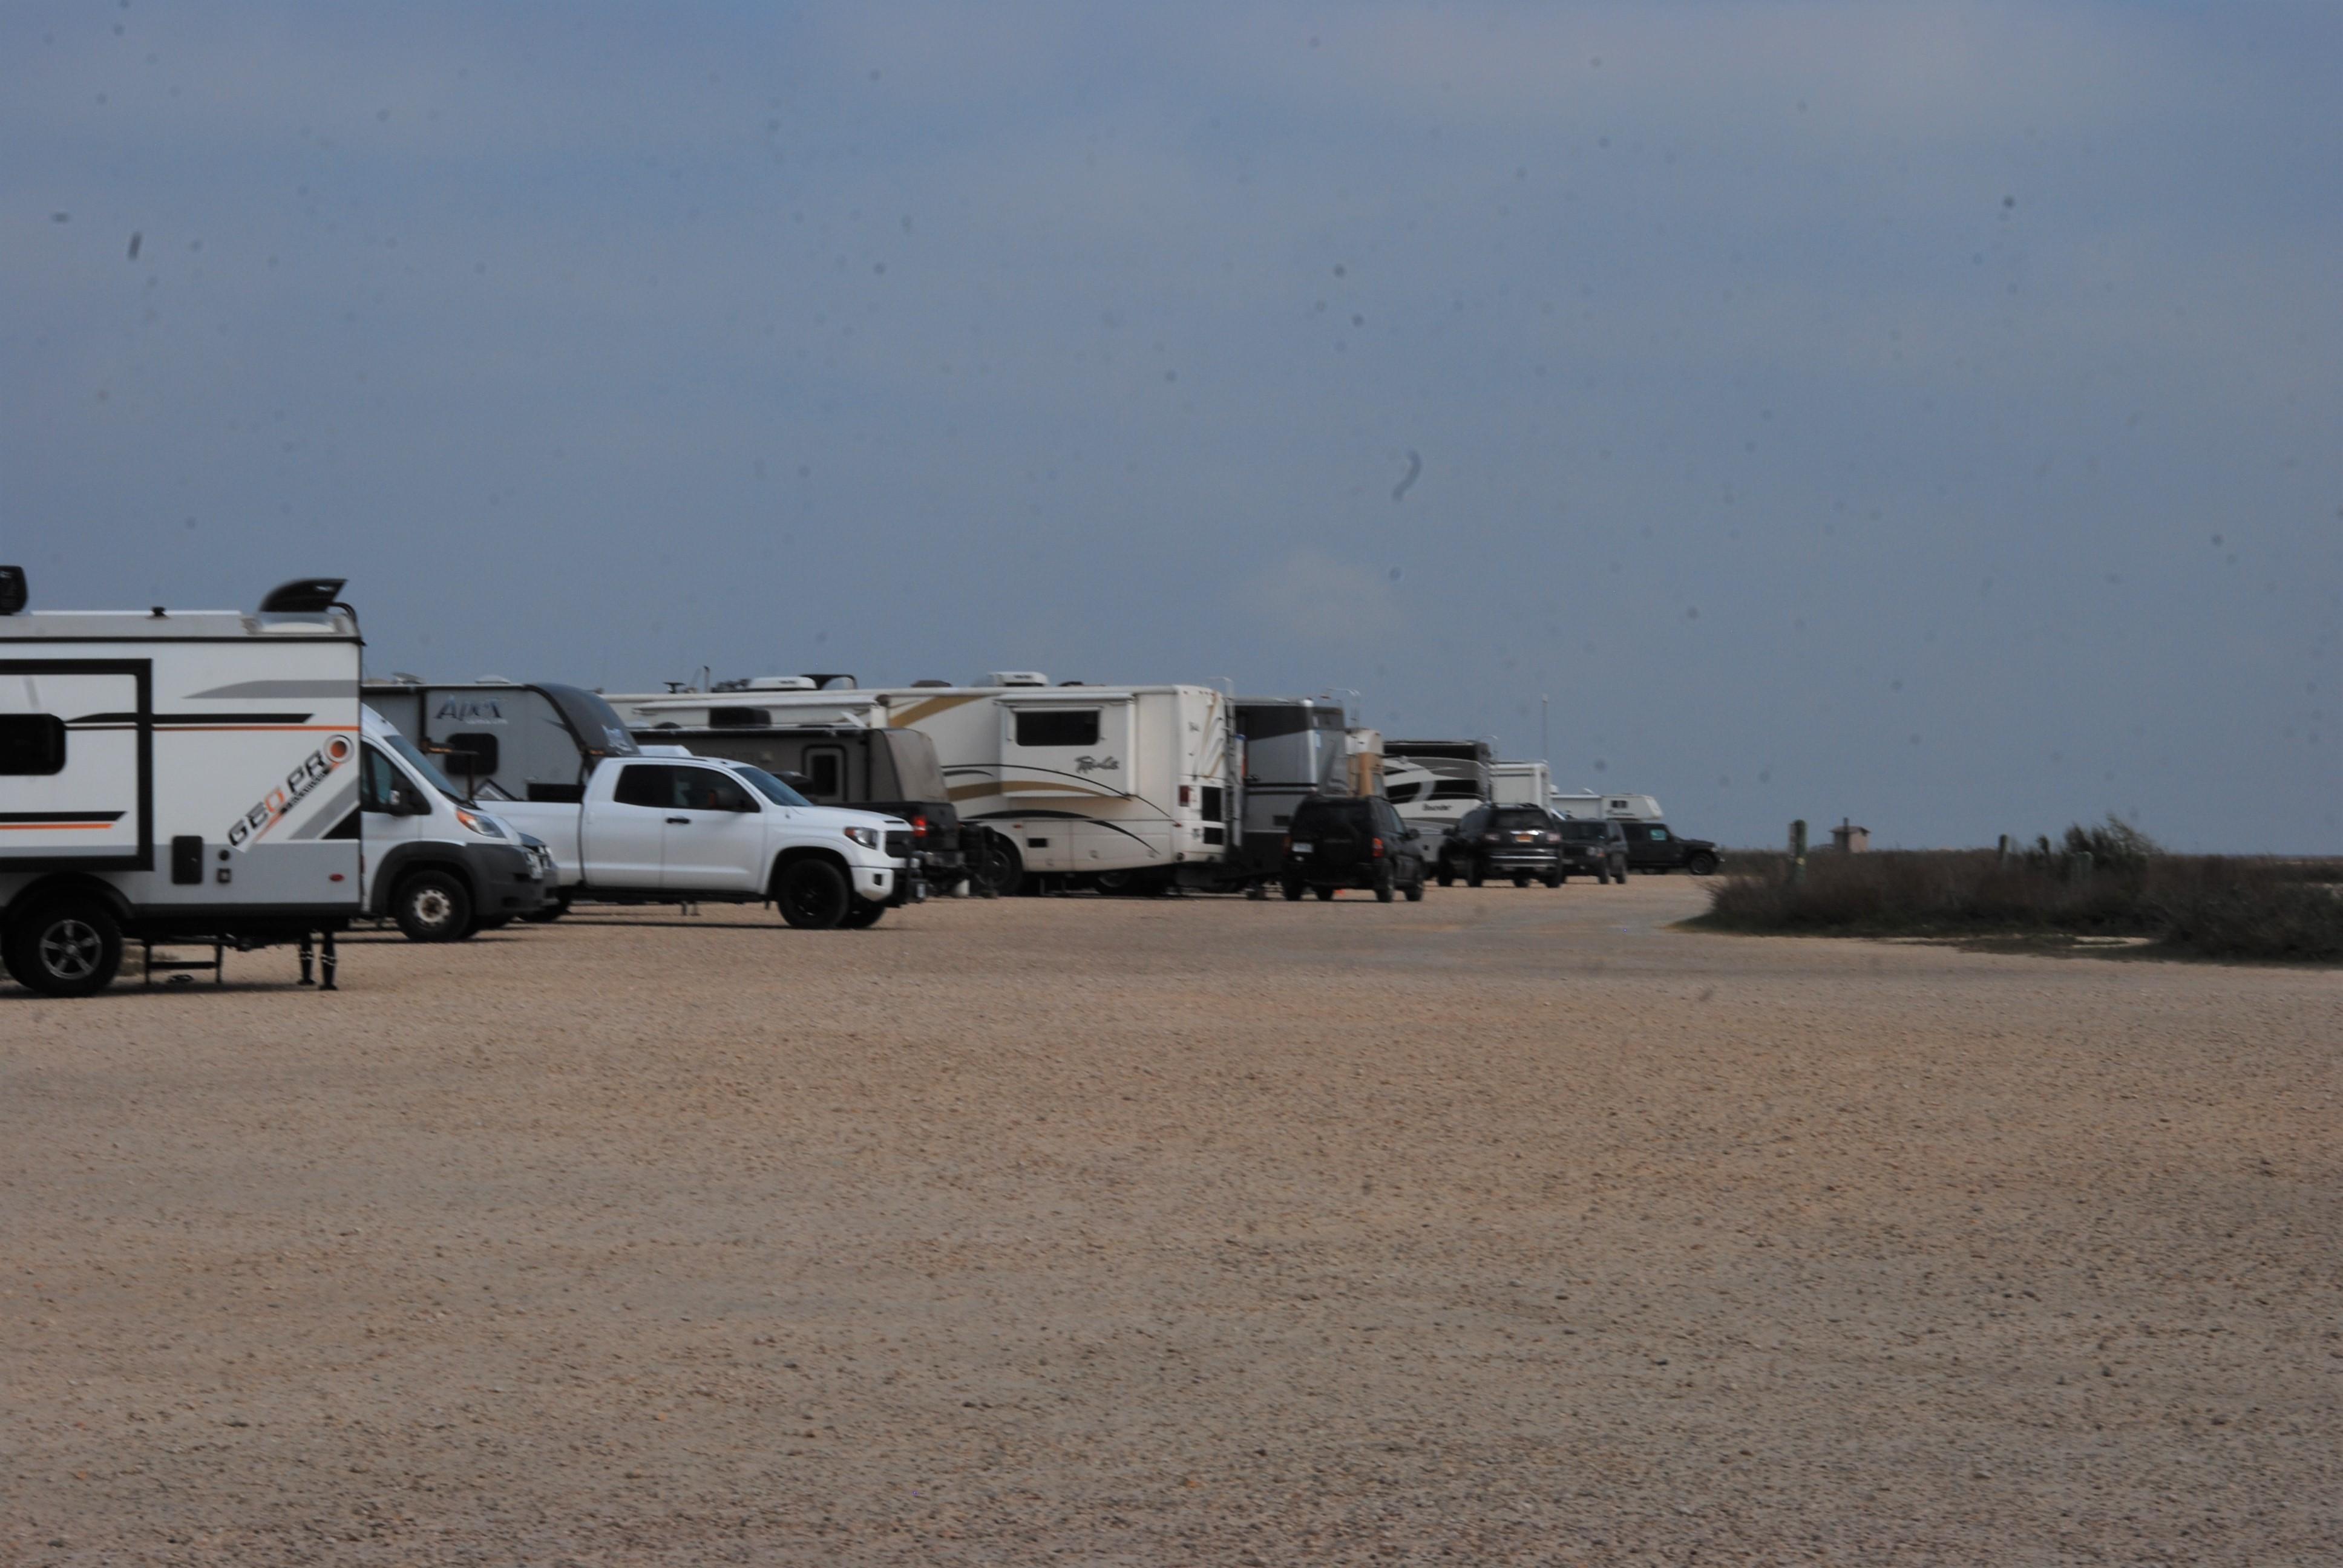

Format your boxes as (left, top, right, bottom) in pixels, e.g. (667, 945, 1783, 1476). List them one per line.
(605, 675, 1234, 893)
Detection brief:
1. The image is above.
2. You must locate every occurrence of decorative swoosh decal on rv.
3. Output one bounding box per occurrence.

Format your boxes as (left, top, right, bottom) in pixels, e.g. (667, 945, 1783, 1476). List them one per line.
(886, 693, 985, 727)
(958, 808, 1162, 854)
(70, 711, 320, 727)
(183, 681, 353, 699)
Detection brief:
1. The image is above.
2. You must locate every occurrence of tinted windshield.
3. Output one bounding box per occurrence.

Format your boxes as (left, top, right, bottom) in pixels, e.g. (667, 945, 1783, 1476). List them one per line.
(382, 731, 467, 801)
(733, 763, 812, 808)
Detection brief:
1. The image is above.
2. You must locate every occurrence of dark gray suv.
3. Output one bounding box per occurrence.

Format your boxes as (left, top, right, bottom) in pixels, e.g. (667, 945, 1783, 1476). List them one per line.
(1554, 816, 1629, 883)
(1280, 796, 1428, 903)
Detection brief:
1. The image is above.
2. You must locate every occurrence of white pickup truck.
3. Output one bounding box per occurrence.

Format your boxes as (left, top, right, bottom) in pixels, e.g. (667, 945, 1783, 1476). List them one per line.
(492, 752, 920, 929)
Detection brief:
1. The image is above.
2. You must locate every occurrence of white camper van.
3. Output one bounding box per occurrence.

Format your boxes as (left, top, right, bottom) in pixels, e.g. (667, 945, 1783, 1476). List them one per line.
(356, 707, 552, 939)
(0, 570, 363, 996)
(608, 676, 1236, 895)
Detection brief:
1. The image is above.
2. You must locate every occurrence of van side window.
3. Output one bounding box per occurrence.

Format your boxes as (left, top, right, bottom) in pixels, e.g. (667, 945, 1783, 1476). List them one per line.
(1014, 709, 1099, 748)
(613, 764, 675, 808)
(359, 744, 406, 812)
(0, 714, 65, 776)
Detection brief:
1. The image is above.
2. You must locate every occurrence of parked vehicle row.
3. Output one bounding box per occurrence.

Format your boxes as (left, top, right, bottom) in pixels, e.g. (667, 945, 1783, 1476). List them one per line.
(1, 569, 1715, 995)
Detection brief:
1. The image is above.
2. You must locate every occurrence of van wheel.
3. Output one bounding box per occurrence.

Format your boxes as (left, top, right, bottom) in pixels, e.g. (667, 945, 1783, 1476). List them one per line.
(1280, 878, 1304, 901)
(839, 899, 887, 929)
(4, 898, 123, 997)
(392, 870, 472, 942)
(1687, 851, 1719, 877)
(776, 859, 852, 929)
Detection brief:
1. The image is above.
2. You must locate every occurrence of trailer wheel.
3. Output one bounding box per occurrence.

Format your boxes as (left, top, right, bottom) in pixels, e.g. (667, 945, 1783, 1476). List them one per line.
(968, 832, 1023, 898)
(392, 869, 472, 942)
(839, 898, 887, 930)
(776, 859, 853, 929)
(3, 898, 123, 998)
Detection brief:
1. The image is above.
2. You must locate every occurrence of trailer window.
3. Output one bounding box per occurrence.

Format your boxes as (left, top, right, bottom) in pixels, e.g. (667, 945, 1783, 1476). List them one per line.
(443, 732, 500, 780)
(1014, 708, 1098, 748)
(0, 714, 65, 775)
(804, 746, 844, 799)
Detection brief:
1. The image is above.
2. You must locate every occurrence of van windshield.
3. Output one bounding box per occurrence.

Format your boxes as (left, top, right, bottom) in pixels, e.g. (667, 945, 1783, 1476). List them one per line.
(733, 764, 812, 808)
(381, 731, 467, 802)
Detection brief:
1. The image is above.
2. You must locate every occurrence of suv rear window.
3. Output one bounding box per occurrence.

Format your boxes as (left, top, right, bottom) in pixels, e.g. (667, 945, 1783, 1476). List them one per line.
(1491, 808, 1547, 830)
(1291, 799, 1369, 833)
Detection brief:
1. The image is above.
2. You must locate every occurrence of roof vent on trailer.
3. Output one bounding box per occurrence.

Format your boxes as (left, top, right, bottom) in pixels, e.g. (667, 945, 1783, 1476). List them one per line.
(987, 671, 1049, 687)
(744, 675, 816, 690)
(0, 566, 25, 616)
(909, 678, 952, 687)
(258, 576, 346, 614)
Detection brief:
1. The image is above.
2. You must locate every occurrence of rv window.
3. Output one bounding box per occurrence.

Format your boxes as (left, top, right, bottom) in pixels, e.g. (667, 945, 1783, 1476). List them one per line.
(805, 747, 844, 799)
(0, 714, 65, 776)
(709, 706, 768, 728)
(1430, 779, 1483, 801)
(1199, 785, 1224, 820)
(444, 733, 500, 779)
(1014, 708, 1099, 748)
(613, 763, 677, 808)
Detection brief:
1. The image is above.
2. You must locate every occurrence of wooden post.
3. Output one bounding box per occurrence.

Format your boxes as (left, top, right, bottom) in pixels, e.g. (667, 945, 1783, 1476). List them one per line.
(1789, 819, 1807, 886)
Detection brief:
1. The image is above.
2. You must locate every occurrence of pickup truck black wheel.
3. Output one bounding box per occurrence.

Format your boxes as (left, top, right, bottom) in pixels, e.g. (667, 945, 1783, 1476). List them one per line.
(520, 896, 568, 924)
(4, 898, 123, 998)
(1313, 884, 1336, 901)
(1467, 860, 1486, 888)
(968, 832, 1023, 898)
(392, 869, 472, 942)
(839, 898, 887, 930)
(1280, 878, 1305, 901)
(1687, 851, 1719, 877)
(776, 859, 853, 929)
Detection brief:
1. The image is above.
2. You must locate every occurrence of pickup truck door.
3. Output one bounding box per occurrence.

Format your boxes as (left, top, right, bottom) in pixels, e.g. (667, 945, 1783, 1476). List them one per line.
(583, 762, 674, 887)
(660, 765, 768, 893)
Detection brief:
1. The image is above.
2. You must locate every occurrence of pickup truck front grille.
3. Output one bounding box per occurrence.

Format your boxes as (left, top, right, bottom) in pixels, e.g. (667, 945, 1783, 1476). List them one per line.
(884, 831, 913, 860)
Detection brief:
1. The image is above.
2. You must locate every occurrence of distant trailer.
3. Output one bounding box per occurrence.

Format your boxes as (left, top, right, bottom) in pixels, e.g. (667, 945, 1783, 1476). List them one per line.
(1489, 760, 1552, 808)
(1382, 739, 1495, 840)
(359, 679, 642, 803)
(1550, 790, 1664, 821)
(1, 569, 364, 996)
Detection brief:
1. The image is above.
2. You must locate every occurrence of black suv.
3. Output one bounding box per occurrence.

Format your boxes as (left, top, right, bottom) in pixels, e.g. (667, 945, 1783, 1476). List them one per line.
(1553, 816, 1629, 883)
(1281, 796, 1427, 903)
(1620, 821, 1722, 876)
(1437, 804, 1565, 887)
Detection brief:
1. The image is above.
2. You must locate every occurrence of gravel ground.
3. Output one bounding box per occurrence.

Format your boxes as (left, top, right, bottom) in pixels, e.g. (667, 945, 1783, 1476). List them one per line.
(4, 880, 2338, 1566)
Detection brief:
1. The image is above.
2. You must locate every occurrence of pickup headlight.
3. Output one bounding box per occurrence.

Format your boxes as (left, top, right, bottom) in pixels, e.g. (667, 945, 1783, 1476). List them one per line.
(842, 825, 881, 850)
(453, 807, 506, 839)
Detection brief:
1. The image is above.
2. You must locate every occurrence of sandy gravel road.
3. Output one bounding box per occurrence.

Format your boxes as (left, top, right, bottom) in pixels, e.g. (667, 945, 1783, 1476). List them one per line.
(4, 880, 2337, 1565)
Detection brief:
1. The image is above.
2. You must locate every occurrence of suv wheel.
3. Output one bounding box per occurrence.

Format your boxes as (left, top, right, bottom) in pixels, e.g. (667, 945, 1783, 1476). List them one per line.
(1467, 860, 1486, 888)
(1280, 877, 1304, 902)
(776, 859, 853, 929)
(1313, 884, 1336, 901)
(1403, 878, 1425, 903)
(1435, 863, 1454, 888)
(1687, 851, 1719, 877)
(392, 869, 472, 942)
(4, 898, 123, 997)
(1542, 868, 1562, 888)
(1374, 866, 1396, 904)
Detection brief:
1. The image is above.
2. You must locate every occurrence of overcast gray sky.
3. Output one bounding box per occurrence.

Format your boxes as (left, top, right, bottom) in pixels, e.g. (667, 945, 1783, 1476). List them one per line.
(7, 2, 2338, 850)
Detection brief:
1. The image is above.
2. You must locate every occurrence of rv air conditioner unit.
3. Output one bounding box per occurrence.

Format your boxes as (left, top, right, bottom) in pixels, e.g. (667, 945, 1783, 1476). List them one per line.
(744, 675, 817, 690)
(987, 671, 1049, 687)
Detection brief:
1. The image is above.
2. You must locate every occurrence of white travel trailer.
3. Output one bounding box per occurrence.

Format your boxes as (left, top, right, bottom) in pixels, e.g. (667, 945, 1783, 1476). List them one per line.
(1550, 790, 1665, 821)
(1489, 760, 1553, 808)
(608, 675, 1236, 893)
(0, 570, 363, 995)
(1381, 739, 1495, 840)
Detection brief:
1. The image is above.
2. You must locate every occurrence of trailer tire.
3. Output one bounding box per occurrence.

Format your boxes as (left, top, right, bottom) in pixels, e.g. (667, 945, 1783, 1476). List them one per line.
(391, 869, 472, 942)
(839, 898, 887, 930)
(3, 898, 123, 998)
(968, 832, 1023, 898)
(775, 859, 853, 929)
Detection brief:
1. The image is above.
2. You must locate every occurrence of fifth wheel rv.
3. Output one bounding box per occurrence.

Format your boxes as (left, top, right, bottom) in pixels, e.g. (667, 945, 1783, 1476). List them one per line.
(1, 570, 363, 996)
(606, 676, 1236, 895)
(1381, 739, 1495, 841)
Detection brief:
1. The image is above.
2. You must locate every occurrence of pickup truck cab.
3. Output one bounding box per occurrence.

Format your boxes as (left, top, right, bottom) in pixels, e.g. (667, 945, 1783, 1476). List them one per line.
(493, 754, 919, 929)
